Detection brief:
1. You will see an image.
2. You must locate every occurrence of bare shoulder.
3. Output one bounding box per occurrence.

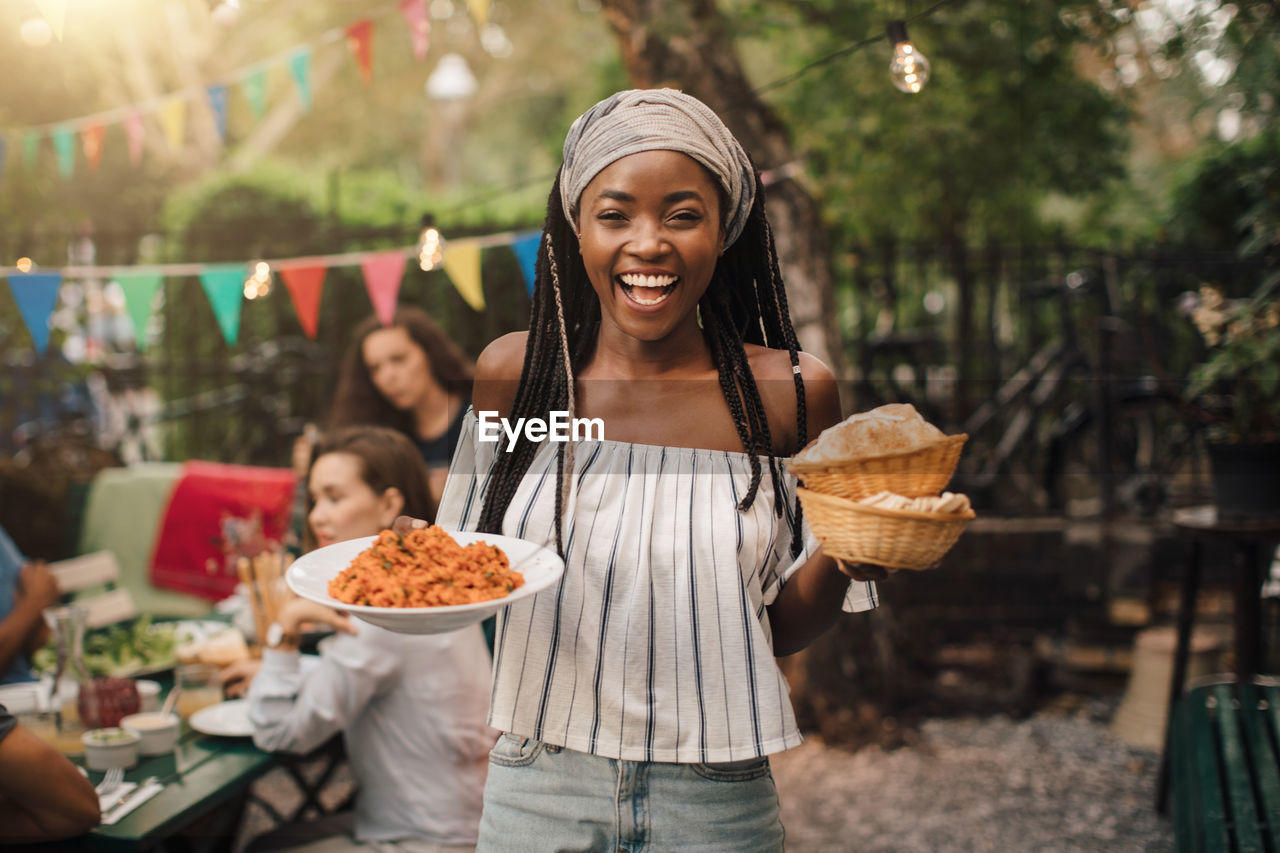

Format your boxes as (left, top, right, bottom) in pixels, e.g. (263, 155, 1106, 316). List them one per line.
(744, 346, 842, 451)
(473, 332, 528, 418)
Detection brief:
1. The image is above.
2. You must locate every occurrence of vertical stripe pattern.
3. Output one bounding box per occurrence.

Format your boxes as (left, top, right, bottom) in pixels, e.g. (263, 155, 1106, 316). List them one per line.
(437, 410, 877, 763)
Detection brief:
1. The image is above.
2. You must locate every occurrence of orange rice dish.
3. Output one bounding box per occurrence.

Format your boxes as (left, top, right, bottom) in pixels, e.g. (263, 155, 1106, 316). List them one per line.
(327, 527, 524, 607)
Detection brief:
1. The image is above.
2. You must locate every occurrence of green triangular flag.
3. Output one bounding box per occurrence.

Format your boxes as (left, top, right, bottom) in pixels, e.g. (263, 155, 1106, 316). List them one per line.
(289, 48, 312, 113)
(242, 68, 268, 120)
(114, 273, 164, 351)
(199, 265, 245, 346)
(51, 127, 74, 177)
(22, 131, 39, 166)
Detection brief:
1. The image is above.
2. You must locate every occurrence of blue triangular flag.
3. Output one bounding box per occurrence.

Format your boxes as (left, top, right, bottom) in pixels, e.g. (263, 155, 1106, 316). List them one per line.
(207, 84, 229, 142)
(6, 272, 63, 353)
(511, 230, 542, 297)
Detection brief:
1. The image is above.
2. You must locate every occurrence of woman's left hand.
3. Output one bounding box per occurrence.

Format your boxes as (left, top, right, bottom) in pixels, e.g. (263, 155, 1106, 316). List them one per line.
(834, 559, 892, 582)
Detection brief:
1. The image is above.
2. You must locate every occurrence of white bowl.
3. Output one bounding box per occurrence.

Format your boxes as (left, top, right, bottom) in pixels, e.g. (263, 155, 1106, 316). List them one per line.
(120, 712, 180, 755)
(135, 680, 161, 712)
(82, 728, 140, 770)
(286, 529, 565, 635)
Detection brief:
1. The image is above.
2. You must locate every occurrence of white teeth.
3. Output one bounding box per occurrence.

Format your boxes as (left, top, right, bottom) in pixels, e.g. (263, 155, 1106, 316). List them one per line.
(620, 273, 677, 289)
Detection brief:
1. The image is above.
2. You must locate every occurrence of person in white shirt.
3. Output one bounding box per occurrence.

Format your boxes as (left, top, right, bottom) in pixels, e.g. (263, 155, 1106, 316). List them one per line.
(230, 426, 494, 853)
(428, 89, 890, 852)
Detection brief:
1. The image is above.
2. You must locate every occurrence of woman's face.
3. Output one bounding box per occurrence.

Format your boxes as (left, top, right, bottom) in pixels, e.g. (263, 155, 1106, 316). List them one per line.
(361, 326, 435, 411)
(307, 452, 402, 548)
(576, 150, 725, 343)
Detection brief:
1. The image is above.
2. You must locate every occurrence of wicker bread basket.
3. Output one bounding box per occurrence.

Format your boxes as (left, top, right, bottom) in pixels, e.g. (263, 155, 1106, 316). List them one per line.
(797, 487, 976, 571)
(787, 433, 968, 502)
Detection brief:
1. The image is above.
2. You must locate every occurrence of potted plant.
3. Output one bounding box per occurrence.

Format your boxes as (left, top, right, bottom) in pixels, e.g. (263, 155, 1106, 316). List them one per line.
(1185, 278, 1280, 517)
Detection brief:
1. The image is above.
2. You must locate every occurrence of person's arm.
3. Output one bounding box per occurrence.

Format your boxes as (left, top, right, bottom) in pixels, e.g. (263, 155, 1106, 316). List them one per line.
(764, 355, 890, 656)
(247, 599, 390, 756)
(0, 717, 100, 842)
(0, 563, 60, 676)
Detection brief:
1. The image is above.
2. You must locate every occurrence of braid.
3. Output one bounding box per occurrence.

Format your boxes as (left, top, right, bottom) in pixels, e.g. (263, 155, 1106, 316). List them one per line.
(480, 168, 813, 558)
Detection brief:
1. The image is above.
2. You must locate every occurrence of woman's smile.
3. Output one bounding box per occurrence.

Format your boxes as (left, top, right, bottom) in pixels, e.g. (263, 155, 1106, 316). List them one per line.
(617, 272, 679, 308)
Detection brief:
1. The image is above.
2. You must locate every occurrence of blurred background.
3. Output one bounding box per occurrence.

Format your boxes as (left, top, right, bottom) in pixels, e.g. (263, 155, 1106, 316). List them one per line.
(1, 0, 1277, 752)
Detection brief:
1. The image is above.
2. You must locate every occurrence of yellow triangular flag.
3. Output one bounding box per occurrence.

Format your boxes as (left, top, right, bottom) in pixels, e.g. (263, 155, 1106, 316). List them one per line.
(158, 98, 187, 152)
(465, 0, 490, 28)
(442, 241, 484, 311)
(34, 0, 67, 41)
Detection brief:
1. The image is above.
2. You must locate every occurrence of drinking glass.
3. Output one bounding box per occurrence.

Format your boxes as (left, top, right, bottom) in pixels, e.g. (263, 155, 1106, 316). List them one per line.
(175, 664, 223, 719)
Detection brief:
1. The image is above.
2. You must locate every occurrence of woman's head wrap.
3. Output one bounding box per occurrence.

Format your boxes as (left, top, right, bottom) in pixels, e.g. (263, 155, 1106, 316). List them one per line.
(559, 88, 757, 248)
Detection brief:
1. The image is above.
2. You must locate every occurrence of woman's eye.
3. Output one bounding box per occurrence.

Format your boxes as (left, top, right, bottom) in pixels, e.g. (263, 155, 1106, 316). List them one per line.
(671, 211, 702, 223)
(596, 210, 626, 222)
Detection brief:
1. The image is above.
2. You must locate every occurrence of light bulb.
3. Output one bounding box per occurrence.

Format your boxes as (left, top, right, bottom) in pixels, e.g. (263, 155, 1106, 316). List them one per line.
(417, 217, 446, 271)
(20, 17, 53, 47)
(887, 21, 931, 94)
(211, 0, 241, 27)
(244, 261, 272, 299)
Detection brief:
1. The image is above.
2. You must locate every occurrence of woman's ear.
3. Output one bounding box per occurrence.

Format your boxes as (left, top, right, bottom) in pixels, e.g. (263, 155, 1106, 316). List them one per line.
(378, 487, 406, 527)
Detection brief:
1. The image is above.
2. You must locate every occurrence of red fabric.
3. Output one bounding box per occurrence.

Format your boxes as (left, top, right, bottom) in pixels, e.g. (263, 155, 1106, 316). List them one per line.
(150, 461, 297, 600)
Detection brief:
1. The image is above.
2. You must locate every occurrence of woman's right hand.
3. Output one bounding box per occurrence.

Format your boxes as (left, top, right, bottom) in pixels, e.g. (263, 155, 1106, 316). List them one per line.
(219, 659, 263, 698)
(277, 598, 356, 638)
(392, 515, 430, 537)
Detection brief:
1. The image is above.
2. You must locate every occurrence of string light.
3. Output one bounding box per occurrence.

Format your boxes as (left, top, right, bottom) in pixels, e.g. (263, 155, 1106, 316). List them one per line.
(243, 261, 271, 300)
(417, 215, 446, 271)
(15, 258, 35, 272)
(886, 20, 931, 93)
(19, 17, 53, 47)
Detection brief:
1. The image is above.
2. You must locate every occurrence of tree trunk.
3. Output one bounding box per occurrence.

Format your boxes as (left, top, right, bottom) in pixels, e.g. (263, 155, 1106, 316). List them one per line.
(597, 0, 846, 380)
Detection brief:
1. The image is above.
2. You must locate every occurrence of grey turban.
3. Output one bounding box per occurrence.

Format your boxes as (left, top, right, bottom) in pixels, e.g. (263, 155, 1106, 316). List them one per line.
(559, 89, 757, 248)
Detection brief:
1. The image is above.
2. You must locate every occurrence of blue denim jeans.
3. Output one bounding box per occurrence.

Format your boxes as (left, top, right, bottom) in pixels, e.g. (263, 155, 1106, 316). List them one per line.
(477, 733, 785, 853)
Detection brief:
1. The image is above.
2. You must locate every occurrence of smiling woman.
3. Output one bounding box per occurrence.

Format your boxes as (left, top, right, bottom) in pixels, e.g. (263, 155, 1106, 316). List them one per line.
(431, 88, 888, 853)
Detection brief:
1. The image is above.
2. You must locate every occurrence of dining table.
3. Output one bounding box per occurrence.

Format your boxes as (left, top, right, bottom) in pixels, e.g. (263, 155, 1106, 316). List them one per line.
(63, 697, 278, 853)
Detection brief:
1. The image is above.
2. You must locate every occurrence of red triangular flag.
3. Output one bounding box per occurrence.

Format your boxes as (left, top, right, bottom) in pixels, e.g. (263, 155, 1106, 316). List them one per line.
(278, 265, 326, 339)
(359, 251, 406, 326)
(81, 123, 105, 170)
(346, 20, 374, 85)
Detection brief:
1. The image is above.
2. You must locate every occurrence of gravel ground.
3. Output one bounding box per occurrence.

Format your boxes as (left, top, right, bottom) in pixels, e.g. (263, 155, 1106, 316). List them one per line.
(236, 699, 1175, 853)
(771, 702, 1175, 853)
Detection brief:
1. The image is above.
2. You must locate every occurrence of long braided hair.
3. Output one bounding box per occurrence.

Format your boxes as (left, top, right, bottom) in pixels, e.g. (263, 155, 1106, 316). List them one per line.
(477, 168, 810, 558)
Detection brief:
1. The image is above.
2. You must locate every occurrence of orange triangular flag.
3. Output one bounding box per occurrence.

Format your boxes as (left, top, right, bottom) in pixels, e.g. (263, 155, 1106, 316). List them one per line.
(278, 265, 327, 339)
(81, 123, 105, 170)
(346, 20, 374, 85)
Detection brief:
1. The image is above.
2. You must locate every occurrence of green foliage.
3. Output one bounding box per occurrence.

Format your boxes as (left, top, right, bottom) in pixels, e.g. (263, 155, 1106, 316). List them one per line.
(1186, 276, 1280, 442)
(1169, 129, 1280, 257)
(751, 0, 1129, 247)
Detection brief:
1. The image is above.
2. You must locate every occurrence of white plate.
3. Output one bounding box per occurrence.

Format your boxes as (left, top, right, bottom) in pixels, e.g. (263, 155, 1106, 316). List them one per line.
(189, 699, 253, 737)
(286, 528, 565, 635)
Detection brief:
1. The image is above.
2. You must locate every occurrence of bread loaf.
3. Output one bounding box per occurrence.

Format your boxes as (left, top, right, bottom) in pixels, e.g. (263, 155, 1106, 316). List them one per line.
(859, 490, 972, 515)
(794, 403, 946, 464)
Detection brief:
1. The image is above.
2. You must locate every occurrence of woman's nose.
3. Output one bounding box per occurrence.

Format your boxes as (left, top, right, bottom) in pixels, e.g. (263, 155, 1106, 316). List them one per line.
(627, 220, 669, 257)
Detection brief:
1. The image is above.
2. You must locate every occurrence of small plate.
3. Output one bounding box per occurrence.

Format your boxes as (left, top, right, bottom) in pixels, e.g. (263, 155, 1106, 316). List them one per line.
(286, 528, 565, 635)
(189, 699, 252, 738)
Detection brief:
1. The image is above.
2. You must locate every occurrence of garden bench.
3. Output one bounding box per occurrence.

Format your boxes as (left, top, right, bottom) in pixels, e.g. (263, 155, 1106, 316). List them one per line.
(1170, 680, 1280, 852)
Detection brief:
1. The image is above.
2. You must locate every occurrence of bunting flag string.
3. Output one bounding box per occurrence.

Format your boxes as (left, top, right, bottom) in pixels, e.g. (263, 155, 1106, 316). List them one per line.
(0, 226, 540, 354)
(2, 0, 450, 179)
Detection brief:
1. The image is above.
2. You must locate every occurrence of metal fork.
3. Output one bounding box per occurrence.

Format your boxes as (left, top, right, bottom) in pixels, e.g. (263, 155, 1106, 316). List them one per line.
(96, 768, 124, 797)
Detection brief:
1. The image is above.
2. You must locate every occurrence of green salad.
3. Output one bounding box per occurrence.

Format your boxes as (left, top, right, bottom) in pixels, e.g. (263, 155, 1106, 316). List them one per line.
(34, 616, 178, 677)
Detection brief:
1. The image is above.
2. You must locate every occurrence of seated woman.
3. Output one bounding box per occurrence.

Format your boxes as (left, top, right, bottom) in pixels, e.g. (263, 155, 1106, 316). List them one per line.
(328, 308, 475, 508)
(229, 426, 493, 853)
